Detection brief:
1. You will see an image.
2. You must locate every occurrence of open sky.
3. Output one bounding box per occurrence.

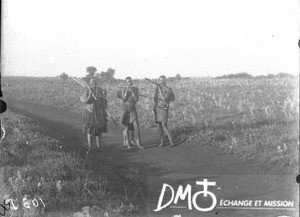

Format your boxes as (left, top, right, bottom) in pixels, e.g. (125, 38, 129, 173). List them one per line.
(1, 0, 299, 79)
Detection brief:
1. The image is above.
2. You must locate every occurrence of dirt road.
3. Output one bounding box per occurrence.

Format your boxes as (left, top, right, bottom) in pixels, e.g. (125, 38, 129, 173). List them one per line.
(7, 99, 299, 217)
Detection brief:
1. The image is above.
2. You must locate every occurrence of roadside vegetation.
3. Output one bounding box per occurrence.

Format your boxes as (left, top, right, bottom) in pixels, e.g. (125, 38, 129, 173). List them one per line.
(2, 76, 299, 170)
(0, 111, 143, 217)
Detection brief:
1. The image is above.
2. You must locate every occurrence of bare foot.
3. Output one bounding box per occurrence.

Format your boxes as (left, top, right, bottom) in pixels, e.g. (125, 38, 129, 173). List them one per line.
(136, 140, 144, 149)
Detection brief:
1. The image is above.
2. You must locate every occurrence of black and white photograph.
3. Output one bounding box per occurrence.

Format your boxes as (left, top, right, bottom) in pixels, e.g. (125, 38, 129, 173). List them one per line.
(0, 0, 299, 216)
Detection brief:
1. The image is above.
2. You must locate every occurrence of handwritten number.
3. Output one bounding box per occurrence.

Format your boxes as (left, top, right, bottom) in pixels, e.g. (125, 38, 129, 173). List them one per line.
(2, 197, 46, 214)
(38, 197, 46, 208)
(32, 198, 38, 207)
(6, 199, 18, 210)
(22, 198, 30, 209)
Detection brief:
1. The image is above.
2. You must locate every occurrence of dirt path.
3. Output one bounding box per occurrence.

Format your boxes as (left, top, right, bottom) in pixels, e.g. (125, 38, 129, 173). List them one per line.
(7, 99, 298, 217)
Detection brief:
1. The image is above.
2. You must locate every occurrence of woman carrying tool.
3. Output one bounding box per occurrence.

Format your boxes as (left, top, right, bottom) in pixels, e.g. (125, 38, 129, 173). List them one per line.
(120, 76, 143, 149)
(80, 78, 108, 152)
(153, 75, 175, 147)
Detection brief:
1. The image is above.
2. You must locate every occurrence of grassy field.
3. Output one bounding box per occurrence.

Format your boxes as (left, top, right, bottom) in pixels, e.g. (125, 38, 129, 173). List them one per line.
(0, 111, 143, 217)
(2, 76, 299, 170)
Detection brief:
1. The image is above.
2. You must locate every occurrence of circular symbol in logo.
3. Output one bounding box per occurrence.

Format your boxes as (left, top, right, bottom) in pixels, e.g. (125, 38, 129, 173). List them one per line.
(0, 100, 7, 114)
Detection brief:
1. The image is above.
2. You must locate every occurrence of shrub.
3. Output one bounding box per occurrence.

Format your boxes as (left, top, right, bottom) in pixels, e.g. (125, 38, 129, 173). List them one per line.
(59, 73, 68, 81)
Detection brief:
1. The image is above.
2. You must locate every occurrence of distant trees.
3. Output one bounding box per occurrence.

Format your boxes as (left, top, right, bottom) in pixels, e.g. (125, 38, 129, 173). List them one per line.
(98, 68, 116, 82)
(255, 74, 275, 79)
(167, 73, 190, 82)
(254, 73, 295, 79)
(215, 72, 253, 79)
(175, 73, 182, 80)
(275, 73, 294, 79)
(59, 72, 68, 81)
(215, 72, 295, 79)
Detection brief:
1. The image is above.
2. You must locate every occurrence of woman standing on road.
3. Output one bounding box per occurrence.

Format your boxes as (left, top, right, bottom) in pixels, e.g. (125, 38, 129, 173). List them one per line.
(153, 75, 175, 147)
(80, 78, 108, 152)
(120, 76, 143, 149)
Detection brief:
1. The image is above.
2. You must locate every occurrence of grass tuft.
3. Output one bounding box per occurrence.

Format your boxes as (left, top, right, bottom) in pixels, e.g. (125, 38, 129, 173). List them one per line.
(0, 111, 143, 216)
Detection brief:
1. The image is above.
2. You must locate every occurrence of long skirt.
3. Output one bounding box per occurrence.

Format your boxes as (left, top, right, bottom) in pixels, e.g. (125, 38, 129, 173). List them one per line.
(83, 107, 107, 136)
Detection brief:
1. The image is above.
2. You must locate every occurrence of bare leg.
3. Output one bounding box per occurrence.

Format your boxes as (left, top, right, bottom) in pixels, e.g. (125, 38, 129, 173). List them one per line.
(124, 126, 131, 149)
(133, 120, 143, 149)
(123, 129, 128, 147)
(133, 120, 141, 141)
(158, 123, 164, 147)
(87, 133, 92, 151)
(162, 122, 175, 147)
(129, 130, 135, 146)
(95, 133, 102, 149)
